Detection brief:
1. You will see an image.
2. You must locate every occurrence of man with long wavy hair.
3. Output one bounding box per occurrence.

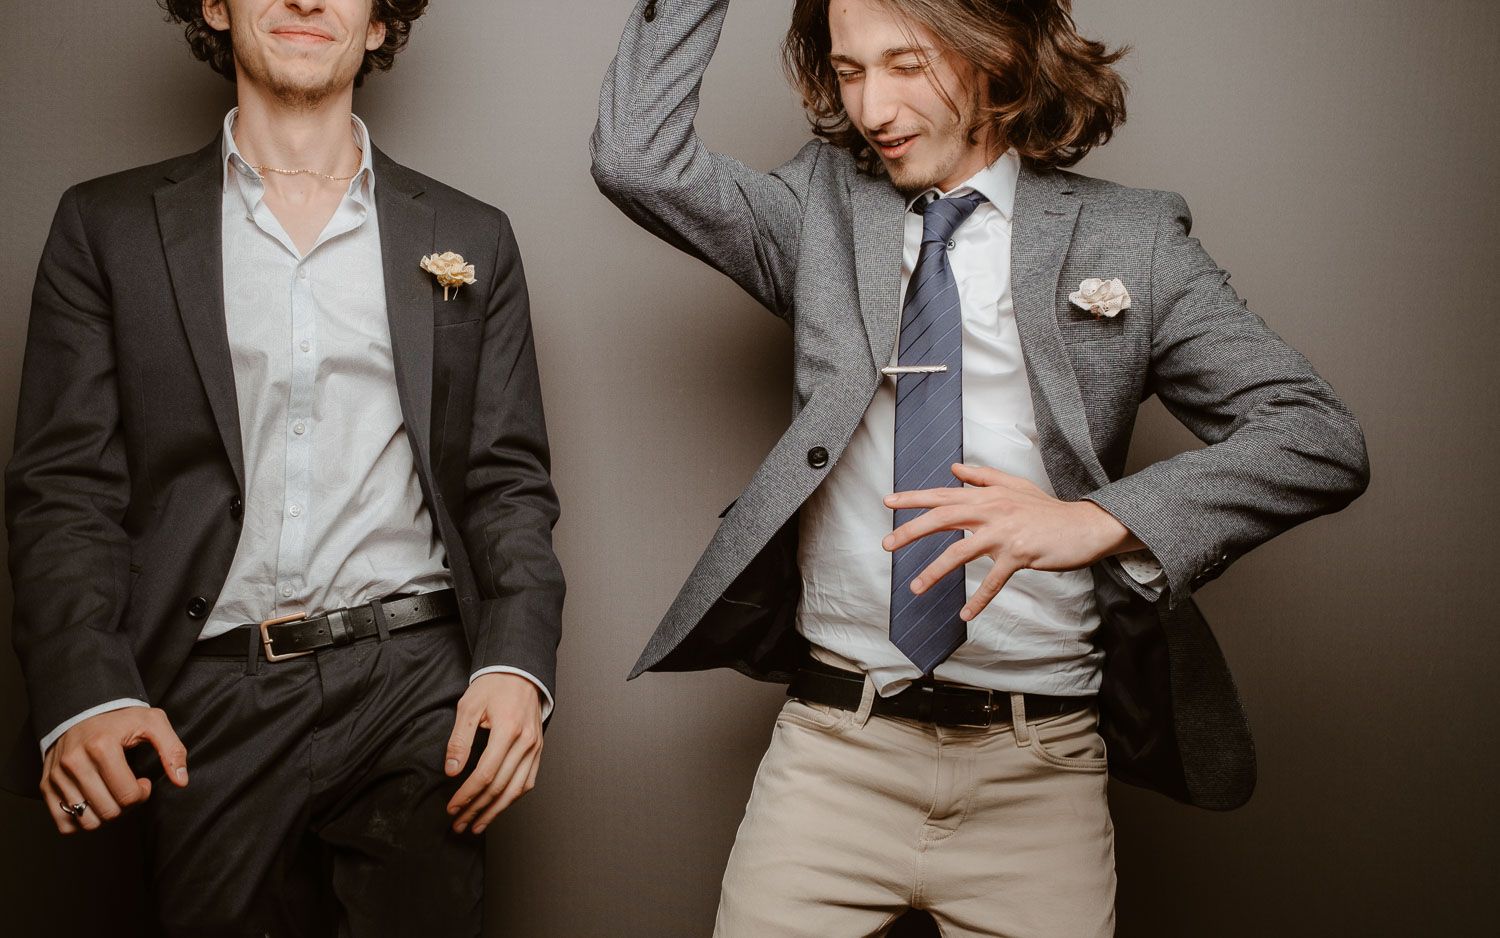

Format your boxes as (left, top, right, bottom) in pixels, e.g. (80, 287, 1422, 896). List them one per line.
(5, 1, 563, 933)
(593, 0, 1367, 934)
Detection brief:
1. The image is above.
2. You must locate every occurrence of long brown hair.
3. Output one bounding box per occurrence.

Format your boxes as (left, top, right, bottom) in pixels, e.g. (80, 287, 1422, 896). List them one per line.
(783, 0, 1128, 171)
(159, 0, 429, 86)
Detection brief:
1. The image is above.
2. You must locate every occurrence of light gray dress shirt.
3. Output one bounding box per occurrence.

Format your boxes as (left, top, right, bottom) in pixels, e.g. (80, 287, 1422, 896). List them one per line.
(797, 151, 1162, 699)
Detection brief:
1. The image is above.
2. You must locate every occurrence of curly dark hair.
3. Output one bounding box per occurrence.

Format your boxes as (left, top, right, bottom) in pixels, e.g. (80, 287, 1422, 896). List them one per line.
(784, 0, 1127, 171)
(159, 0, 430, 86)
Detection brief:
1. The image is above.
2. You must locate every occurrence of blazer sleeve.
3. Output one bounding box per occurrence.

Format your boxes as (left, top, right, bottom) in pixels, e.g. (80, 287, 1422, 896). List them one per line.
(1085, 192, 1370, 602)
(590, 0, 818, 320)
(458, 212, 566, 694)
(5, 186, 150, 740)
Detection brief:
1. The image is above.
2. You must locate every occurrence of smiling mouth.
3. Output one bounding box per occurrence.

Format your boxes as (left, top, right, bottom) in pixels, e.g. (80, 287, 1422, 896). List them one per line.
(271, 25, 336, 43)
(872, 136, 917, 160)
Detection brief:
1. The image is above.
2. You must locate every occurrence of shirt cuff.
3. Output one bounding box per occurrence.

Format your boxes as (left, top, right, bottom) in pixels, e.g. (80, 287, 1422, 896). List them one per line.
(40, 699, 151, 756)
(469, 667, 554, 722)
(1115, 548, 1167, 596)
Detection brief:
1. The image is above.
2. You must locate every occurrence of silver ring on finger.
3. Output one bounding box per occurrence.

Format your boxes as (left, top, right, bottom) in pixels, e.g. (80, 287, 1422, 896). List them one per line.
(60, 800, 89, 818)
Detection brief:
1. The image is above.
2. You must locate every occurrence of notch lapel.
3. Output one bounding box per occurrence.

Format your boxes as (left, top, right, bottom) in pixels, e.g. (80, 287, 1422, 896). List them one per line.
(848, 170, 907, 371)
(156, 139, 245, 489)
(373, 149, 436, 472)
(1011, 166, 1107, 499)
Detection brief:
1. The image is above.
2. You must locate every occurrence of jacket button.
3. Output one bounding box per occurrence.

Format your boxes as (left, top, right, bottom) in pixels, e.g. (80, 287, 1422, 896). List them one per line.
(186, 596, 209, 619)
(229, 497, 244, 521)
(643, 0, 657, 22)
(806, 446, 829, 469)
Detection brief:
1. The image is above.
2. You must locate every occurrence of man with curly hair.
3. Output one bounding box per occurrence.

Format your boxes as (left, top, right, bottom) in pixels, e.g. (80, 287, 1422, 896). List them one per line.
(5, 1, 563, 933)
(593, 0, 1368, 934)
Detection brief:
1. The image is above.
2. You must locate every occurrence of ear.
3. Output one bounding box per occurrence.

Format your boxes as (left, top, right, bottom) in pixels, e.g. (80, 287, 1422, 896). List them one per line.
(365, 16, 387, 52)
(201, 0, 230, 32)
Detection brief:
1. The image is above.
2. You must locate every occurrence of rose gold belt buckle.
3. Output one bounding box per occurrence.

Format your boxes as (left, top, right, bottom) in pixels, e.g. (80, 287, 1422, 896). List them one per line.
(260, 612, 312, 662)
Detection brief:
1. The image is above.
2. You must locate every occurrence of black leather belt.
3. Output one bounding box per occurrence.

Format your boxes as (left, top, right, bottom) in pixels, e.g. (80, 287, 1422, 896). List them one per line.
(192, 589, 459, 662)
(788, 661, 1091, 728)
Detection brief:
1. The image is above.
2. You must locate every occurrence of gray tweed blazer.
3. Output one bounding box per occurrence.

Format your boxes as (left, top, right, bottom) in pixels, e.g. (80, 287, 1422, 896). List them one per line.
(591, 0, 1367, 810)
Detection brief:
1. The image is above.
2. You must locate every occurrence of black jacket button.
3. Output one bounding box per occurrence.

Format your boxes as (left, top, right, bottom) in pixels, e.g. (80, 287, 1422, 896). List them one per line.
(186, 596, 209, 619)
(643, 0, 658, 22)
(230, 496, 244, 521)
(807, 446, 829, 469)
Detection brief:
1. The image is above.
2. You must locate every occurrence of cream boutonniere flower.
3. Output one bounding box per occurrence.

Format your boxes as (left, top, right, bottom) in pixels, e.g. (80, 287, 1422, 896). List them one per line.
(420, 251, 476, 301)
(1069, 277, 1131, 319)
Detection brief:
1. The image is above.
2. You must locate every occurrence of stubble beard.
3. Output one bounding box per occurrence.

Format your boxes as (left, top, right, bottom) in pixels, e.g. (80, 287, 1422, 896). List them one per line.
(232, 29, 363, 111)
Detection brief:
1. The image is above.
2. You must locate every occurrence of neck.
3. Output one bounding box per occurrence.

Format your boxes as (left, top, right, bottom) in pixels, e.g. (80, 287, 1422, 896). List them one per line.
(232, 79, 360, 178)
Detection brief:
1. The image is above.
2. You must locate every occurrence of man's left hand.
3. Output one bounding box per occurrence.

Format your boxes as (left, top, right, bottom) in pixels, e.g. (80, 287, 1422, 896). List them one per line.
(444, 672, 544, 835)
(884, 463, 1144, 621)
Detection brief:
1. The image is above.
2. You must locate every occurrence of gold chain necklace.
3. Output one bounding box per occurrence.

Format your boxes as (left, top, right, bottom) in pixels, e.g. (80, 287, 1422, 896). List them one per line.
(252, 148, 363, 182)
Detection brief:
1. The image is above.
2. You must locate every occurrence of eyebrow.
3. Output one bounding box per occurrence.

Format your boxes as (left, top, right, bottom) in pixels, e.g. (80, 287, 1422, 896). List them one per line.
(828, 45, 936, 66)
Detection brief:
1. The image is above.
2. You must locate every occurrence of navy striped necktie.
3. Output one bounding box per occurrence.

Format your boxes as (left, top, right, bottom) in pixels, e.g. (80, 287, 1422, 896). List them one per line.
(889, 191, 987, 675)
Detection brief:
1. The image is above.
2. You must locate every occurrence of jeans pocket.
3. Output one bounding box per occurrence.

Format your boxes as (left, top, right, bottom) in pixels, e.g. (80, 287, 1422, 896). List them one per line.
(776, 697, 854, 733)
(1023, 706, 1109, 773)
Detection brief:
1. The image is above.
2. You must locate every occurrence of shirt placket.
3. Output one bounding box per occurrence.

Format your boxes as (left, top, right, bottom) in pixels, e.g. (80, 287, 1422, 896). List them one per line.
(277, 258, 316, 610)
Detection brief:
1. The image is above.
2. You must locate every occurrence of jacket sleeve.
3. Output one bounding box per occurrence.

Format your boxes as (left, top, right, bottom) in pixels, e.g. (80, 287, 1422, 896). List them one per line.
(590, 0, 818, 320)
(5, 186, 150, 743)
(1085, 192, 1370, 602)
(457, 212, 566, 699)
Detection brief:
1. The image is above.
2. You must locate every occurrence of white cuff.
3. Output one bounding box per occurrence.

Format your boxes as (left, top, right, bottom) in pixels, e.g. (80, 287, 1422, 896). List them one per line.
(40, 699, 151, 756)
(1116, 549, 1167, 595)
(469, 667, 554, 722)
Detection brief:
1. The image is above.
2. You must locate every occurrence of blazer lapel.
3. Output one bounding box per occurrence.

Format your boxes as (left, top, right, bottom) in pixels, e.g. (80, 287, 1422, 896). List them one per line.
(848, 170, 907, 371)
(373, 149, 436, 471)
(156, 139, 245, 489)
(1011, 166, 1108, 499)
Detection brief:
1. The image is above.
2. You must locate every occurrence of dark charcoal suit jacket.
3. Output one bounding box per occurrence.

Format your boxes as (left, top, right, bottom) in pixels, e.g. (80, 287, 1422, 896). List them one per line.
(591, 0, 1369, 810)
(4, 138, 564, 789)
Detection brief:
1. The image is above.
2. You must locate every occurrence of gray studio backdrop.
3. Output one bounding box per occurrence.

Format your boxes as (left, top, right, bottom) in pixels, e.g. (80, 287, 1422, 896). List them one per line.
(1, 1, 1495, 935)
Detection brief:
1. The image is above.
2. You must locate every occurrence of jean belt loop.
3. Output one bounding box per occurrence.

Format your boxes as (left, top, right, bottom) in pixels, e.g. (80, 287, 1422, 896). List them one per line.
(369, 597, 392, 641)
(851, 673, 878, 728)
(1009, 691, 1030, 747)
(244, 625, 262, 677)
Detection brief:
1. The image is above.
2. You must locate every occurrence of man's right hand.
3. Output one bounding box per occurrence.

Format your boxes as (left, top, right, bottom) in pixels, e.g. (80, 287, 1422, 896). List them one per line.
(41, 707, 189, 834)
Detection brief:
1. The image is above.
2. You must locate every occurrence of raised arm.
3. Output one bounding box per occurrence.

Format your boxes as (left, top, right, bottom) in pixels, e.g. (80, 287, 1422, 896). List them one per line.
(590, 0, 818, 318)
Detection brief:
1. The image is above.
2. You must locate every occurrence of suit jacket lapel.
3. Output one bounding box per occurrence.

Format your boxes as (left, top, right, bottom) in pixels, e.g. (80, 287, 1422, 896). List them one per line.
(372, 149, 436, 472)
(1011, 165, 1107, 499)
(848, 170, 907, 371)
(156, 139, 245, 489)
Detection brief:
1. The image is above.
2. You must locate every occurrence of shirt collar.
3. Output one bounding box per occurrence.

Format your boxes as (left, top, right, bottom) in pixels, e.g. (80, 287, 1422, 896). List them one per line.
(220, 107, 377, 204)
(904, 148, 1020, 220)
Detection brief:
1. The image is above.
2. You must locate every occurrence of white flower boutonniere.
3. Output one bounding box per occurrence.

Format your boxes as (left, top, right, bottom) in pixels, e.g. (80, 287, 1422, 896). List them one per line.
(1069, 277, 1131, 320)
(420, 251, 477, 301)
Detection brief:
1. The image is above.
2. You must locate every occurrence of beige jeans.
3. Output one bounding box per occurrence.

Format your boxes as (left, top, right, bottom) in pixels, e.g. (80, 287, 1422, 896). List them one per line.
(714, 674, 1115, 938)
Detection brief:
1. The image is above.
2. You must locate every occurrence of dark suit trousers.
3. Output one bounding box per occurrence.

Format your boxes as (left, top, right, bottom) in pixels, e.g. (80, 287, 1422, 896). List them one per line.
(139, 620, 484, 938)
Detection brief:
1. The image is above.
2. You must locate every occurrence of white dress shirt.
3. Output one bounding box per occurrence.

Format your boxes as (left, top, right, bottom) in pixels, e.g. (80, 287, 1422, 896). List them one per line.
(41, 111, 549, 752)
(797, 150, 1160, 699)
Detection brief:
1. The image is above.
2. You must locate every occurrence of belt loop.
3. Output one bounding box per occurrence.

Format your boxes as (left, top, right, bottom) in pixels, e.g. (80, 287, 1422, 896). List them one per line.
(244, 625, 262, 677)
(1009, 692, 1030, 747)
(369, 597, 392, 641)
(851, 674, 877, 728)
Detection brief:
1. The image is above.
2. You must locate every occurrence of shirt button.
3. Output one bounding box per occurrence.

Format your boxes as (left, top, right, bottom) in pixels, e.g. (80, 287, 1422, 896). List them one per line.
(292, 422, 306, 435)
(297, 268, 308, 280)
(288, 505, 302, 518)
(946, 240, 956, 250)
(281, 585, 294, 599)
(299, 340, 311, 352)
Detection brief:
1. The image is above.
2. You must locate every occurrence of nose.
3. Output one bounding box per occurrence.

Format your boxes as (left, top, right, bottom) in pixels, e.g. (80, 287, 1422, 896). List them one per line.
(857, 72, 900, 133)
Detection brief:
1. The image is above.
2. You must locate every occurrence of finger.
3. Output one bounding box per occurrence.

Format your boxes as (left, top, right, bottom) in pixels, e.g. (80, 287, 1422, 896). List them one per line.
(50, 768, 101, 832)
(448, 732, 508, 828)
(883, 506, 969, 552)
(93, 739, 151, 811)
(40, 770, 80, 835)
(961, 560, 1022, 621)
(138, 712, 189, 787)
(884, 486, 969, 511)
(949, 463, 1011, 486)
(444, 704, 481, 779)
(455, 730, 528, 831)
(472, 746, 541, 834)
(909, 537, 984, 595)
